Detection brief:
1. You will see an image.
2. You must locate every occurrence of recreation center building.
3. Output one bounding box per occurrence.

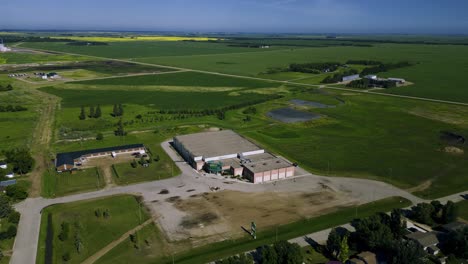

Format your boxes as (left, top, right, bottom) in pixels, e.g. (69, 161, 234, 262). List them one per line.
(173, 130, 295, 183)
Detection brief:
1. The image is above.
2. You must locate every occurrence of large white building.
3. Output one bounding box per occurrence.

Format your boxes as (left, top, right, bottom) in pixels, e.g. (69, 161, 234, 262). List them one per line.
(173, 130, 295, 183)
(0, 43, 11, 52)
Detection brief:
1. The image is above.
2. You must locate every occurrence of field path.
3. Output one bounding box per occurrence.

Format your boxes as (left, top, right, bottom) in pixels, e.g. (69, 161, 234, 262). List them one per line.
(101, 166, 115, 189)
(81, 218, 154, 264)
(28, 89, 59, 197)
(19, 45, 468, 107)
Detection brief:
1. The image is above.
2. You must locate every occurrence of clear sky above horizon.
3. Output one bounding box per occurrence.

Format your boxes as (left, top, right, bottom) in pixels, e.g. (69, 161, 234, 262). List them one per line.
(2, 0, 468, 34)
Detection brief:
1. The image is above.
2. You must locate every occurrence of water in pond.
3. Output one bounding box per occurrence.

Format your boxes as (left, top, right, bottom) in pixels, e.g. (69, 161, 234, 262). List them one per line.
(267, 108, 321, 123)
(290, 99, 336, 108)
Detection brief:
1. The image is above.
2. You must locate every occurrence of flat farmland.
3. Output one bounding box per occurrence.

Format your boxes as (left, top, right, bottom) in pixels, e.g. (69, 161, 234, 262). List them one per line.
(21, 41, 289, 59)
(72, 70, 276, 88)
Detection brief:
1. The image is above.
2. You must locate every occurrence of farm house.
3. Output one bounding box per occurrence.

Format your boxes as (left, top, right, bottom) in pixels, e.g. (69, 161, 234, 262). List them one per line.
(55, 144, 146, 172)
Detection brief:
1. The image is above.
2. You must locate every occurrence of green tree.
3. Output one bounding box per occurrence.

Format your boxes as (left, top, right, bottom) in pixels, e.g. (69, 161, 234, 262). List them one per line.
(94, 105, 102, 118)
(390, 240, 426, 264)
(411, 203, 435, 226)
(8, 211, 20, 224)
(443, 227, 468, 259)
(96, 133, 104, 141)
(326, 228, 341, 258)
(273, 240, 303, 264)
(0, 195, 12, 218)
(114, 119, 126, 136)
(338, 235, 349, 263)
(353, 214, 393, 251)
(79, 106, 86, 120)
(389, 209, 407, 239)
(118, 104, 124, 116)
(5, 185, 28, 200)
(442, 201, 458, 224)
(260, 245, 277, 264)
(113, 104, 118, 117)
(89, 106, 95, 118)
(5, 148, 34, 174)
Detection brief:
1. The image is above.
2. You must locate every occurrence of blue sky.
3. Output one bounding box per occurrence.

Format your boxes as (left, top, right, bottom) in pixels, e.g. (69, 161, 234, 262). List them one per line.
(2, 0, 468, 34)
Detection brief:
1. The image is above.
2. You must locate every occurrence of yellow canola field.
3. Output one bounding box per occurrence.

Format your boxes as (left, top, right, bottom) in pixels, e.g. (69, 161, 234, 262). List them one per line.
(51, 36, 220, 42)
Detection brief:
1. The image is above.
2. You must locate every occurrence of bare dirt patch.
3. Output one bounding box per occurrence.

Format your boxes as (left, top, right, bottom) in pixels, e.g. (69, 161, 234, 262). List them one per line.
(443, 146, 464, 155)
(168, 190, 356, 244)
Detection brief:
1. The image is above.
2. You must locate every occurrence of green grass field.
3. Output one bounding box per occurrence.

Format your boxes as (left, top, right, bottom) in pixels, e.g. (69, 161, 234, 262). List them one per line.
(112, 159, 174, 185)
(36, 195, 150, 264)
(40, 87, 275, 108)
(0, 52, 88, 64)
(95, 197, 411, 264)
(244, 90, 468, 198)
(41, 167, 104, 198)
(72, 70, 276, 88)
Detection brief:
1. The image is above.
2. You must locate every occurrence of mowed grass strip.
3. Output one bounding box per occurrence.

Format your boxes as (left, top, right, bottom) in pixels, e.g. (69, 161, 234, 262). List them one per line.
(40, 87, 273, 109)
(95, 197, 410, 264)
(72, 71, 275, 88)
(41, 167, 105, 198)
(36, 195, 150, 264)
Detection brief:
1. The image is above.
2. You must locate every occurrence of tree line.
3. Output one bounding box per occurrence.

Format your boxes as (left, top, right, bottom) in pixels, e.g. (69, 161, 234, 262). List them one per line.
(0, 105, 27, 112)
(346, 78, 397, 89)
(360, 61, 412, 76)
(79, 105, 102, 120)
(2, 148, 34, 175)
(0, 84, 13, 92)
(289, 62, 340, 74)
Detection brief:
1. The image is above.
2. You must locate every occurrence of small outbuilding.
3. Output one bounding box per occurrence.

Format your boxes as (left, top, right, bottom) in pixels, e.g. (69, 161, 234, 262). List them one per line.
(0, 161, 6, 169)
(342, 74, 360, 82)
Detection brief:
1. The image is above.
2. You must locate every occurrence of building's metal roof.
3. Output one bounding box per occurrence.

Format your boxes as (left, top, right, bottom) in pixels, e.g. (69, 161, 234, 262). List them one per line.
(55, 144, 144, 167)
(406, 231, 440, 247)
(0, 179, 16, 187)
(243, 157, 292, 173)
(174, 130, 261, 159)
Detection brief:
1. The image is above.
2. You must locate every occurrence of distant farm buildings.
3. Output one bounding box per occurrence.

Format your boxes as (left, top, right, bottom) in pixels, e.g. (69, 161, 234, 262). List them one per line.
(342, 74, 360, 82)
(55, 144, 146, 172)
(173, 130, 295, 183)
(0, 39, 11, 52)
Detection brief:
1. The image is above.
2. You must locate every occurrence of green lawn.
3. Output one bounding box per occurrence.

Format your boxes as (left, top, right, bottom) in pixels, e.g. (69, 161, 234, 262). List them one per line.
(42, 167, 104, 198)
(36, 195, 150, 264)
(95, 197, 411, 264)
(302, 246, 329, 264)
(95, 222, 167, 264)
(112, 157, 175, 185)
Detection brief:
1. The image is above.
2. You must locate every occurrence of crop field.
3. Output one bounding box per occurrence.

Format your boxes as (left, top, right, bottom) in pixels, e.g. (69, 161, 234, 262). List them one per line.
(73, 70, 276, 88)
(51, 36, 220, 42)
(21, 41, 288, 59)
(23, 39, 468, 102)
(36, 195, 150, 264)
(40, 87, 274, 108)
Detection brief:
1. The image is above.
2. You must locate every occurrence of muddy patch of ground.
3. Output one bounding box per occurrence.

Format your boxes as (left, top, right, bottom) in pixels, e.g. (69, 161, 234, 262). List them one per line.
(159, 189, 170, 194)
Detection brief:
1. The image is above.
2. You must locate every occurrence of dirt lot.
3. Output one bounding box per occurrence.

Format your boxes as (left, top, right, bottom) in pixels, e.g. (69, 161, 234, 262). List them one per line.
(154, 189, 356, 248)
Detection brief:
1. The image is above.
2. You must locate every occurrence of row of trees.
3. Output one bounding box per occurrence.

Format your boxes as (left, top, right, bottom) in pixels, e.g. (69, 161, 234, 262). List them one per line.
(321, 69, 359, 84)
(408, 201, 457, 226)
(289, 62, 340, 74)
(0, 105, 27, 112)
(325, 209, 426, 264)
(346, 60, 382, 65)
(79, 105, 102, 120)
(0, 84, 13, 92)
(216, 241, 303, 264)
(360, 61, 412, 76)
(346, 78, 397, 89)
